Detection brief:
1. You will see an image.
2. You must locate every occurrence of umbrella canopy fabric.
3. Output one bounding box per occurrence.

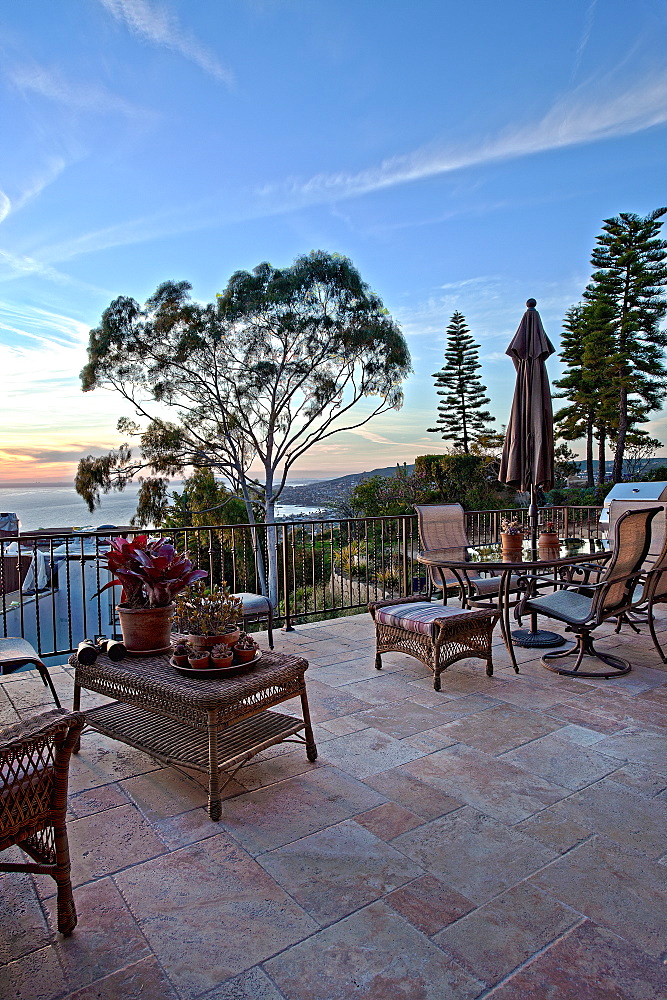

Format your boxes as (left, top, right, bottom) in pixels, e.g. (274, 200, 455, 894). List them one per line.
(498, 299, 555, 493)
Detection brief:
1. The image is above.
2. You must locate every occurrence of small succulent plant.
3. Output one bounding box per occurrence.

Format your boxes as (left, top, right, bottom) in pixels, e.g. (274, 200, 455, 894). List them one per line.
(210, 643, 234, 658)
(235, 632, 258, 651)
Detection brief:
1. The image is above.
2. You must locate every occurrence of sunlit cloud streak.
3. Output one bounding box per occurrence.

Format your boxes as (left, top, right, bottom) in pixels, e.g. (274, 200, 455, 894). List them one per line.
(261, 67, 667, 204)
(98, 0, 233, 85)
(9, 63, 151, 119)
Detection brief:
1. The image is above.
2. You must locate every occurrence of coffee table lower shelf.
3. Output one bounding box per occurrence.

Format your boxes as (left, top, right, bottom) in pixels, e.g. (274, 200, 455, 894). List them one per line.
(82, 701, 314, 819)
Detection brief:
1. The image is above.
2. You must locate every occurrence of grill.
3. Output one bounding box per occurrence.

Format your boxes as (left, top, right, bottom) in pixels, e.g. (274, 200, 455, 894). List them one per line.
(599, 482, 667, 527)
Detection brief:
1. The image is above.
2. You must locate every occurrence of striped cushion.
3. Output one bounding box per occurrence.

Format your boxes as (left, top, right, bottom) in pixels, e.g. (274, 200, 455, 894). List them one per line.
(375, 603, 475, 637)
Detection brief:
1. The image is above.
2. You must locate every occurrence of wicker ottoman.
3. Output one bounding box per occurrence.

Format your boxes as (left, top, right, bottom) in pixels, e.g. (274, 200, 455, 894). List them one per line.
(368, 596, 498, 691)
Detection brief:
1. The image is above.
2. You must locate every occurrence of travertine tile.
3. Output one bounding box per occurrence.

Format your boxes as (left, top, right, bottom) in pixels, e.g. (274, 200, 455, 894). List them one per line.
(362, 769, 463, 821)
(484, 921, 667, 999)
(354, 801, 424, 840)
(293, 678, 370, 722)
(66, 803, 167, 886)
(401, 743, 569, 823)
(393, 806, 556, 904)
(62, 956, 178, 1000)
(44, 877, 151, 992)
(0, 867, 51, 964)
(114, 833, 317, 999)
(264, 900, 484, 1000)
(353, 701, 453, 739)
(434, 882, 580, 986)
(530, 836, 667, 957)
(385, 874, 474, 936)
(219, 766, 385, 853)
(203, 965, 286, 999)
(437, 704, 562, 755)
(68, 781, 130, 819)
(500, 732, 619, 790)
(258, 819, 423, 925)
(594, 727, 667, 773)
(316, 726, 425, 778)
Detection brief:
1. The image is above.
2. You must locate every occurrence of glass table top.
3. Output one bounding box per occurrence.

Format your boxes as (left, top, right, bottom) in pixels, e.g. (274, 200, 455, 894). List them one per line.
(417, 537, 610, 570)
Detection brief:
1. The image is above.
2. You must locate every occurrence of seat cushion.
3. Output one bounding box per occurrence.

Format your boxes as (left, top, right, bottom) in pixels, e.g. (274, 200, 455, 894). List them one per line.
(375, 602, 479, 637)
(232, 593, 272, 614)
(527, 589, 593, 625)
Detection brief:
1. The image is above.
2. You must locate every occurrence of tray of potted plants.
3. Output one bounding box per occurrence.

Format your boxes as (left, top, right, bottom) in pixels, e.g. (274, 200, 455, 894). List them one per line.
(169, 635, 261, 677)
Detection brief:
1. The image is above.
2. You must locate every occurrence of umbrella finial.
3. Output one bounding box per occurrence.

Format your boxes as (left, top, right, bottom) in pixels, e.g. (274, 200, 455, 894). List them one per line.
(526, 298, 537, 308)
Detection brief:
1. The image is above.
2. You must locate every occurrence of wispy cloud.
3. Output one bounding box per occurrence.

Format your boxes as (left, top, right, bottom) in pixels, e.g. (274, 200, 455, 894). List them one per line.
(9, 63, 151, 119)
(98, 0, 233, 85)
(260, 66, 667, 206)
(0, 249, 75, 285)
(0, 192, 10, 225)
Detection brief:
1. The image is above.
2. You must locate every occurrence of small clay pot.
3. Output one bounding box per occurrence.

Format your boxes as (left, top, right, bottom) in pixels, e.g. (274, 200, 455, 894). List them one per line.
(210, 652, 234, 669)
(188, 654, 211, 670)
(172, 653, 190, 667)
(233, 646, 257, 664)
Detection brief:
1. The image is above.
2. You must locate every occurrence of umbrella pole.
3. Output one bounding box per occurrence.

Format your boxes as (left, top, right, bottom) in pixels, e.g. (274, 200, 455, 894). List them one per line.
(512, 483, 565, 649)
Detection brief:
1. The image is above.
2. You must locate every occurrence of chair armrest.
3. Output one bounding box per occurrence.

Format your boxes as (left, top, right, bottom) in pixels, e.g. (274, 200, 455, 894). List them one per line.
(0, 709, 84, 755)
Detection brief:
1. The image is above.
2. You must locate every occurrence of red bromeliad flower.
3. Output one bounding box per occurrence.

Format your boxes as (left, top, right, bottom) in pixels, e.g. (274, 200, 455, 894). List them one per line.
(94, 535, 208, 608)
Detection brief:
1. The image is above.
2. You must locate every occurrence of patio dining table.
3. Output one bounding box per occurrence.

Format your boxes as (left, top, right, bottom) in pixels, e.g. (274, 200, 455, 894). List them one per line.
(417, 539, 611, 673)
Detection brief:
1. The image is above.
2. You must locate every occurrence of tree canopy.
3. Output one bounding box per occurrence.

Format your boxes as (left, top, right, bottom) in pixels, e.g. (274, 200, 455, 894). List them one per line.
(427, 312, 495, 453)
(76, 250, 411, 600)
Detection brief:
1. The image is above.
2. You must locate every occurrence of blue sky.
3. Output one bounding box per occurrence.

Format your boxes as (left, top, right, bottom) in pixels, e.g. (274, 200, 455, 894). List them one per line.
(1, 0, 666, 480)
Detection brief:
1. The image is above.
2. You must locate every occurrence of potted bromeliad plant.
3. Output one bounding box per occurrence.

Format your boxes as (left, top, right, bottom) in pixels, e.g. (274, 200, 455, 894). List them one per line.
(172, 584, 244, 651)
(95, 536, 208, 654)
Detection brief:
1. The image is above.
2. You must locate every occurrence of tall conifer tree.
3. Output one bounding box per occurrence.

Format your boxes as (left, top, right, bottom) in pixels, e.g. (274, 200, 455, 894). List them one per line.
(428, 311, 495, 453)
(583, 208, 667, 482)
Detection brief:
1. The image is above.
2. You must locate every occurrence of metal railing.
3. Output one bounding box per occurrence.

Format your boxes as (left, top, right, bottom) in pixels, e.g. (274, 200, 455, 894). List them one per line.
(0, 506, 604, 661)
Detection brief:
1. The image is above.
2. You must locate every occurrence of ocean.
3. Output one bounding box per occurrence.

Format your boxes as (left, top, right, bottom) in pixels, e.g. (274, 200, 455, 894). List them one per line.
(0, 481, 322, 532)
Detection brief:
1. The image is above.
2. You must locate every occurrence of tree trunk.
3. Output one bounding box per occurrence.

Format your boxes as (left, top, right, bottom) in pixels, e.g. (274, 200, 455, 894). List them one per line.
(586, 411, 594, 487)
(264, 469, 279, 609)
(238, 480, 268, 599)
(612, 384, 628, 483)
(597, 427, 607, 486)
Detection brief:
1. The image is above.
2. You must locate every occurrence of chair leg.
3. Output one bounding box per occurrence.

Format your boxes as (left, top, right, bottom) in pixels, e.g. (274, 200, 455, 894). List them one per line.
(647, 603, 667, 663)
(267, 605, 274, 649)
(36, 663, 61, 709)
(53, 822, 77, 935)
(542, 630, 630, 678)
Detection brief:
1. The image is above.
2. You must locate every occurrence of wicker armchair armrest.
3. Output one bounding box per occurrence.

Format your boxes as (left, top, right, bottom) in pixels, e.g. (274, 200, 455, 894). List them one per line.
(432, 608, 498, 629)
(0, 709, 84, 756)
(368, 595, 431, 619)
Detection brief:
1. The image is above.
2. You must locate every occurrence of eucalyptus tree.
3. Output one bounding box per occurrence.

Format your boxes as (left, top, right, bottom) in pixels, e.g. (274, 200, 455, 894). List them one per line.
(583, 208, 667, 482)
(76, 251, 411, 602)
(427, 311, 495, 453)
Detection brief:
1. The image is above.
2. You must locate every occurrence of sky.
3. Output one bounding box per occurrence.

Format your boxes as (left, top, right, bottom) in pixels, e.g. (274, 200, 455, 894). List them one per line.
(1, 0, 667, 483)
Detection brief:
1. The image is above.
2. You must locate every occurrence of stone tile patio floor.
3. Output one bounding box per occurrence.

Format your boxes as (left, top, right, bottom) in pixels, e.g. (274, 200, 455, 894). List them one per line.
(1, 608, 667, 999)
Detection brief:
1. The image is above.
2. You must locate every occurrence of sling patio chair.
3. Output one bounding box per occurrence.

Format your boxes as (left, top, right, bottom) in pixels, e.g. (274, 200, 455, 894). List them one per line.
(613, 502, 667, 662)
(0, 638, 61, 708)
(0, 709, 84, 935)
(515, 505, 659, 678)
(415, 503, 521, 608)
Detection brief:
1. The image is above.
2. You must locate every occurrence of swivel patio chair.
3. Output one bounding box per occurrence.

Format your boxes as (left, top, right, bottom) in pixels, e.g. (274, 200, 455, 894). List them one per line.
(515, 505, 659, 678)
(0, 638, 61, 708)
(231, 592, 274, 649)
(0, 709, 84, 935)
(415, 504, 520, 608)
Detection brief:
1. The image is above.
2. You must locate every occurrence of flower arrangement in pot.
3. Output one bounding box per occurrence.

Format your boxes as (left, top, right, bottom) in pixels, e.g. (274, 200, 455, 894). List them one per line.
(233, 632, 259, 664)
(172, 584, 244, 651)
(95, 536, 208, 654)
(538, 519, 559, 542)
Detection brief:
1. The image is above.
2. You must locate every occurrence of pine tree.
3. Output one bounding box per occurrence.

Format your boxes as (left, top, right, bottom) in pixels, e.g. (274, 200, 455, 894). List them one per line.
(583, 208, 667, 482)
(553, 304, 596, 486)
(428, 312, 495, 453)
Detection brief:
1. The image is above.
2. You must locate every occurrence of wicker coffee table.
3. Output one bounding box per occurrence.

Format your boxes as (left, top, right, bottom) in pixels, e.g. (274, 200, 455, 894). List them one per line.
(70, 649, 317, 820)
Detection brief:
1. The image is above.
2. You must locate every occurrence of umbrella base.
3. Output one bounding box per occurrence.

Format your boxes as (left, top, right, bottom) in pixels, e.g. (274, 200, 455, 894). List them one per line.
(511, 628, 565, 648)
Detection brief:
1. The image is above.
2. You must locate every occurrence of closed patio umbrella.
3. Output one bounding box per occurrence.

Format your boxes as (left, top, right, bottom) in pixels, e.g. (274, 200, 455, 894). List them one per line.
(499, 298, 562, 647)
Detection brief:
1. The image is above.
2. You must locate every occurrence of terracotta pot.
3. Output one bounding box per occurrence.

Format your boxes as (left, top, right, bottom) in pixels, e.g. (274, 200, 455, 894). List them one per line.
(117, 604, 174, 653)
(233, 646, 257, 664)
(500, 532, 523, 552)
(210, 652, 234, 669)
(538, 532, 560, 546)
(188, 654, 210, 670)
(172, 653, 190, 667)
(187, 629, 241, 651)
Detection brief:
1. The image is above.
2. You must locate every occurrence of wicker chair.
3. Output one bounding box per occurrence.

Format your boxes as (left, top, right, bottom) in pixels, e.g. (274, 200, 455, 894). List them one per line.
(369, 596, 498, 691)
(415, 504, 519, 607)
(0, 709, 84, 935)
(516, 506, 659, 678)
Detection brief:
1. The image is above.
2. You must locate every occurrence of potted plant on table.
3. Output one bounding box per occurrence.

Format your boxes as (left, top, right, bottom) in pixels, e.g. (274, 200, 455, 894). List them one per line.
(538, 518, 560, 557)
(500, 518, 524, 557)
(172, 584, 244, 652)
(233, 632, 259, 664)
(95, 536, 208, 654)
(210, 643, 234, 669)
